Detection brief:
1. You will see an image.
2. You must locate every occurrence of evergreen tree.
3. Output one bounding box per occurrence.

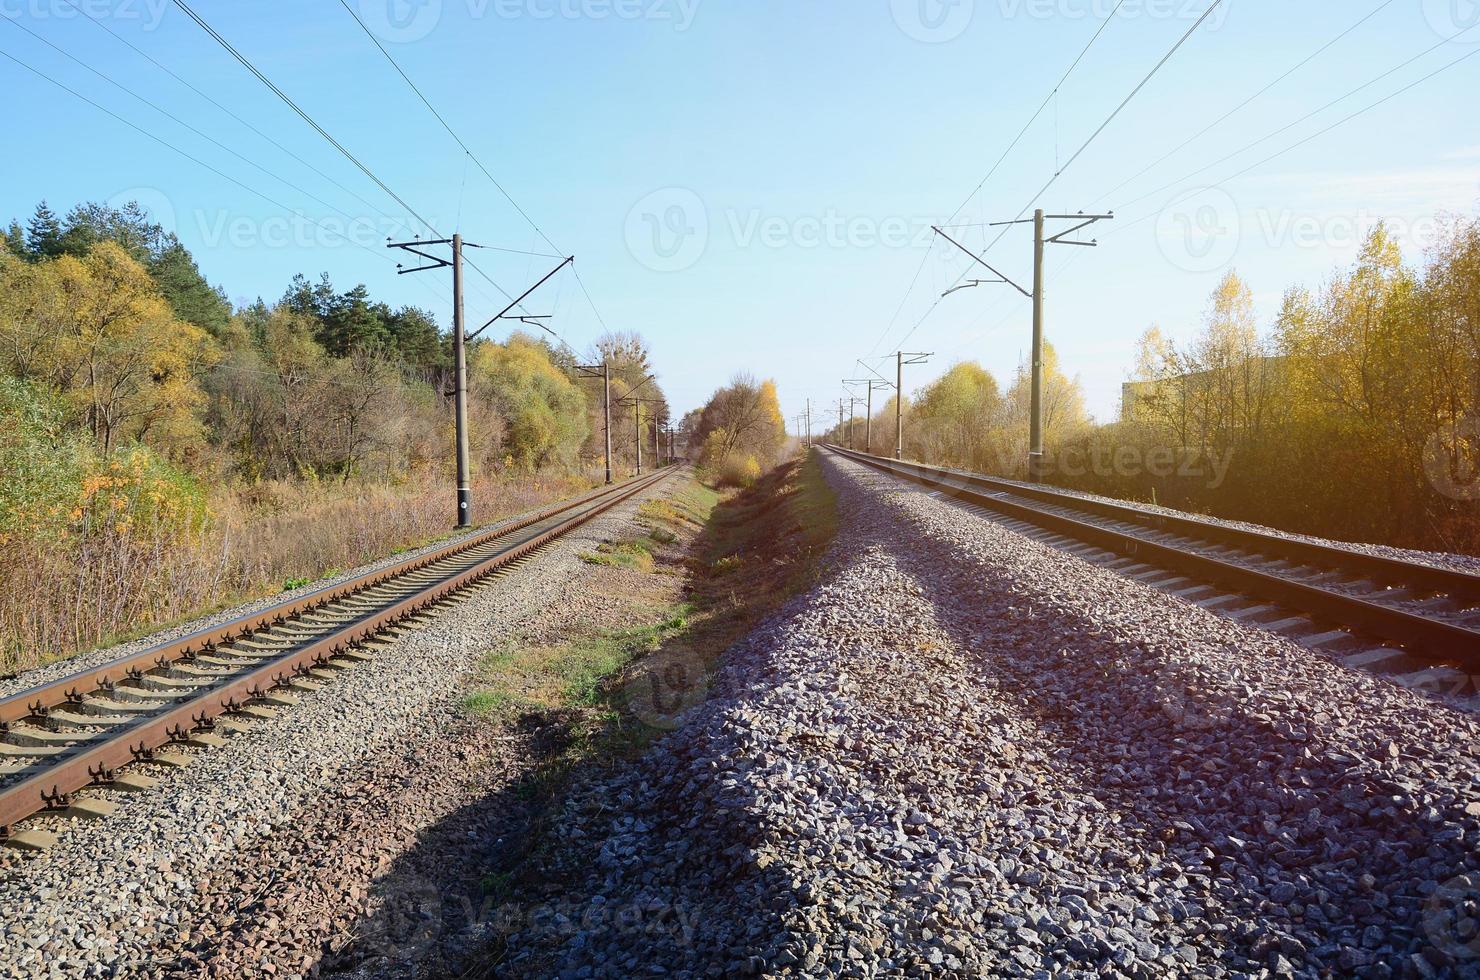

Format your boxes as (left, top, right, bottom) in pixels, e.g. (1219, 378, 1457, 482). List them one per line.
(25, 201, 63, 260)
(1, 220, 24, 259)
(149, 240, 231, 337)
(384, 305, 445, 376)
(319, 283, 389, 357)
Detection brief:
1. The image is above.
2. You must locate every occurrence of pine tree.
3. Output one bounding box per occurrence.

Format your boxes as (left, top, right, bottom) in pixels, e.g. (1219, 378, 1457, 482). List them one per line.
(319, 284, 389, 357)
(149, 239, 231, 336)
(25, 201, 63, 260)
(1, 220, 25, 258)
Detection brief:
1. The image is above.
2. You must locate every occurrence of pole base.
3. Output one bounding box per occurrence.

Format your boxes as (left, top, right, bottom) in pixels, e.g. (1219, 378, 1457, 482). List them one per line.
(457, 488, 472, 528)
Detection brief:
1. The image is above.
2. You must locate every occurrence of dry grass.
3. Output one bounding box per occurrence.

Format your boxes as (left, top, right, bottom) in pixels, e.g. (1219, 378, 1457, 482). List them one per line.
(0, 472, 596, 676)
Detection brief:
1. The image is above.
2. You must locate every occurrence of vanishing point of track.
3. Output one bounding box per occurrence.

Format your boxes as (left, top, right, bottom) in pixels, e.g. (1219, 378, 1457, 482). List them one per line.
(0, 468, 672, 845)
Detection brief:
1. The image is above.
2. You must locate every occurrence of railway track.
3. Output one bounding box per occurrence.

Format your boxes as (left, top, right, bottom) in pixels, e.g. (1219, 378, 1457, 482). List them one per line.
(827, 445, 1480, 696)
(0, 467, 673, 850)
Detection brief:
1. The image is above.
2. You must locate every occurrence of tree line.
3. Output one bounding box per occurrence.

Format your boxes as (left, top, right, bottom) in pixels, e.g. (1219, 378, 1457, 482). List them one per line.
(1, 199, 670, 490)
(0, 198, 674, 668)
(830, 210, 1479, 554)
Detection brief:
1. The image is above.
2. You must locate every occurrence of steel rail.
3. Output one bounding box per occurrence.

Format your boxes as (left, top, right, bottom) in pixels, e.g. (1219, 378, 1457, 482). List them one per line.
(0, 468, 672, 836)
(0, 472, 657, 730)
(826, 446, 1480, 667)
(830, 447, 1480, 605)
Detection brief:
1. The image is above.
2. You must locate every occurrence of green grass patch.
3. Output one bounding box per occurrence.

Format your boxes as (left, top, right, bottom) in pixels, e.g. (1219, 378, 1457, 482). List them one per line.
(462, 606, 693, 719)
(280, 576, 311, 592)
(579, 538, 657, 572)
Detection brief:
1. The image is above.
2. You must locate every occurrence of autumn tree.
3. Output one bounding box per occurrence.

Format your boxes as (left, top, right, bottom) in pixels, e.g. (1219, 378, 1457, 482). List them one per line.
(0, 242, 218, 459)
(691, 373, 786, 484)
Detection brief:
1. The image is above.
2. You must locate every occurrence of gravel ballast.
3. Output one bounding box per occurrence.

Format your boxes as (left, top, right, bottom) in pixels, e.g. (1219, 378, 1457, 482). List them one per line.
(490, 451, 1480, 978)
(0, 475, 680, 980)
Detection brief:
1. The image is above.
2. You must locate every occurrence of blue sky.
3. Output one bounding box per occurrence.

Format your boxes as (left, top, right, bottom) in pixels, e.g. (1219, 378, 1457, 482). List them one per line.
(2, 0, 1478, 424)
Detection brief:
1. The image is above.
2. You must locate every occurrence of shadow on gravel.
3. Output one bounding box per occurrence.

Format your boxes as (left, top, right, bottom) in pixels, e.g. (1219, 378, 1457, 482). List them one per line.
(321, 459, 841, 979)
(309, 710, 580, 979)
(885, 480, 1476, 975)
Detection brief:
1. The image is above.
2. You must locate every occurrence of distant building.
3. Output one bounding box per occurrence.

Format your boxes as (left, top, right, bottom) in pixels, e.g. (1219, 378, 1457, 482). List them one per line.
(1120, 355, 1287, 425)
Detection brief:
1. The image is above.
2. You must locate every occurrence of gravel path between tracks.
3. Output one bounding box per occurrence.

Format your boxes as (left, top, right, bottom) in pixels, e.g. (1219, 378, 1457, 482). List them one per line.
(490, 451, 1480, 979)
(0, 474, 680, 980)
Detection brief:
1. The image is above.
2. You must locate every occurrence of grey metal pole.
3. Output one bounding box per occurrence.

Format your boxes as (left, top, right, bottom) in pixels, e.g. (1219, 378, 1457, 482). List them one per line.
(838, 400, 845, 445)
(865, 383, 873, 454)
(1030, 207, 1046, 483)
(635, 401, 643, 475)
(452, 233, 472, 527)
(602, 364, 613, 484)
(895, 352, 904, 460)
(653, 416, 660, 466)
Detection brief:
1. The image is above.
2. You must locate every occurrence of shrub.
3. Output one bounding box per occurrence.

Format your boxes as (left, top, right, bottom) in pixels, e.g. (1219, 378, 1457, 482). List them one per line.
(717, 454, 762, 488)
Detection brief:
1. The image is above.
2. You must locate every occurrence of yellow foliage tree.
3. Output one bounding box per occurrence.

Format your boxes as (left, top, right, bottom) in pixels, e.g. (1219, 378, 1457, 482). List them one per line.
(0, 242, 219, 459)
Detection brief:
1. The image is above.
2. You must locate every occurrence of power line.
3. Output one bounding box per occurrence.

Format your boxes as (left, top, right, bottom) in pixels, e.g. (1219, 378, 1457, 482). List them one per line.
(1114, 23, 1480, 213)
(1109, 41, 1480, 238)
(169, 0, 438, 237)
(868, 1, 1126, 362)
(1088, 0, 1398, 208)
(943, 0, 1128, 228)
(332, 1, 618, 338)
(0, 47, 411, 277)
(333, 0, 562, 257)
(54, 0, 400, 226)
(164, 1, 526, 315)
(572, 268, 611, 336)
(876, 0, 1222, 361)
(1056, 0, 1225, 180)
(3, 18, 380, 234)
(0, 45, 461, 317)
